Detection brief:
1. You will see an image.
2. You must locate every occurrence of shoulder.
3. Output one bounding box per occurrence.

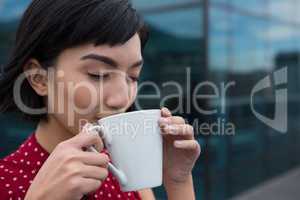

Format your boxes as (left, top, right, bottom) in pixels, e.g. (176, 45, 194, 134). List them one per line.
(0, 134, 42, 199)
(0, 159, 24, 199)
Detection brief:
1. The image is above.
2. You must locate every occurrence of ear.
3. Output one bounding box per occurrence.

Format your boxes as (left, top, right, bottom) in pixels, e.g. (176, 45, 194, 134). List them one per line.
(23, 59, 48, 96)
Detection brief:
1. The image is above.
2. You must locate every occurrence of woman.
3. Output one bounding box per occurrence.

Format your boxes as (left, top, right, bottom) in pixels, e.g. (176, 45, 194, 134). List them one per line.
(0, 0, 201, 199)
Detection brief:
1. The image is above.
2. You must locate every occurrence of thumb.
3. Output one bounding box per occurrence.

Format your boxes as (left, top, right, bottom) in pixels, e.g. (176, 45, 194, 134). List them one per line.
(69, 123, 104, 152)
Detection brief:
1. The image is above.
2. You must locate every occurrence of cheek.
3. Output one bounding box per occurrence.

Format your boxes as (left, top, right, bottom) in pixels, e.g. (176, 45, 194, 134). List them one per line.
(63, 84, 99, 133)
(129, 84, 138, 102)
(50, 79, 98, 110)
(72, 86, 97, 109)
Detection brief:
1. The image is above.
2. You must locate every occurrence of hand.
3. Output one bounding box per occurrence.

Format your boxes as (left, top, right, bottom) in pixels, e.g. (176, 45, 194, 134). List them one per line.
(159, 107, 201, 184)
(25, 125, 109, 200)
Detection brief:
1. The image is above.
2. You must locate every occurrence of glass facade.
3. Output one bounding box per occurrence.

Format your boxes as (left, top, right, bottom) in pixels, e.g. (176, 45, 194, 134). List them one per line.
(207, 0, 300, 199)
(1, 0, 300, 200)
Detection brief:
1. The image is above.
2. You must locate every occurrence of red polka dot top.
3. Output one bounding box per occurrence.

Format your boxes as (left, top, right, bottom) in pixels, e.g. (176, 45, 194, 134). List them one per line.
(0, 134, 141, 200)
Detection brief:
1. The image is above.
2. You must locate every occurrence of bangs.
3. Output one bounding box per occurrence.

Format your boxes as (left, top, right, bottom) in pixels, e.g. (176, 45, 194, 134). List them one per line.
(38, 0, 146, 53)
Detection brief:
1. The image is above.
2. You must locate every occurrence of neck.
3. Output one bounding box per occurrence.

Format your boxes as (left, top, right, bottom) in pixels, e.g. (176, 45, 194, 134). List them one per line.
(35, 115, 74, 153)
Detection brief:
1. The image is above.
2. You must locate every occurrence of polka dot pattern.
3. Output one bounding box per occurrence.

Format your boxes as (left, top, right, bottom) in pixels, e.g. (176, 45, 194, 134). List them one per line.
(0, 134, 142, 200)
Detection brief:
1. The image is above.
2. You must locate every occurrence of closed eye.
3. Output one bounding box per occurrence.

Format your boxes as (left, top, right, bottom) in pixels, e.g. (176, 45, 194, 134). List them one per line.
(88, 73, 140, 82)
(88, 73, 110, 80)
(127, 76, 140, 82)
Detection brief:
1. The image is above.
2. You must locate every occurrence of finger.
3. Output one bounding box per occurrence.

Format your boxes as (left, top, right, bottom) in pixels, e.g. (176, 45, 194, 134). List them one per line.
(161, 107, 172, 117)
(69, 125, 103, 151)
(82, 165, 109, 181)
(159, 116, 186, 127)
(83, 124, 104, 152)
(174, 140, 201, 152)
(161, 124, 194, 138)
(92, 137, 104, 153)
(79, 152, 110, 167)
(80, 178, 102, 195)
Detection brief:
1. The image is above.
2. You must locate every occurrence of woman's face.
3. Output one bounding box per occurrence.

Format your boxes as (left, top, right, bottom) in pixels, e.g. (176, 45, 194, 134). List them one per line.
(48, 33, 143, 135)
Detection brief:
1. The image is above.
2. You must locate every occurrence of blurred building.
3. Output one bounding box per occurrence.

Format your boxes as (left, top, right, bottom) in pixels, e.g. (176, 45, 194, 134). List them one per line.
(1, 0, 300, 200)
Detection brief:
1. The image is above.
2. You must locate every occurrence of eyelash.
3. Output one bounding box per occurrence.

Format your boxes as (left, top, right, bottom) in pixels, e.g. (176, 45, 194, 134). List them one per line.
(88, 73, 139, 82)
(88, 73, 109, 80)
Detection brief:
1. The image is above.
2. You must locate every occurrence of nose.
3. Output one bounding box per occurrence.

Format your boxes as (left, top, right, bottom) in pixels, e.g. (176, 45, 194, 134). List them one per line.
(105, 77, 131, 110)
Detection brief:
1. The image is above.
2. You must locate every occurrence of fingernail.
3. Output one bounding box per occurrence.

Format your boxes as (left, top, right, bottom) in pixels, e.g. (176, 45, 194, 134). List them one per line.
(82, 123, 92, 130)
(81, 123, 91, 132)
(84, 124, 99, 136)
(90, 129, 99, 136)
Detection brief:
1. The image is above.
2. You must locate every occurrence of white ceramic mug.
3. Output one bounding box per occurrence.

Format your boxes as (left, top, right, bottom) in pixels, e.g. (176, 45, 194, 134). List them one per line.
(89, 109, 163, 192)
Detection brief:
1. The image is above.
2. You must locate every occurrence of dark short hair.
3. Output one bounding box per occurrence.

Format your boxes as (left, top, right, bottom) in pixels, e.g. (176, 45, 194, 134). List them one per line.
(0, 0, 149, 121)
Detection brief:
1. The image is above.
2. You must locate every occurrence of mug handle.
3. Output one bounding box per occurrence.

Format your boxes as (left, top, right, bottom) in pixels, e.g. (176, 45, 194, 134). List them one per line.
(88, 125, 128, 187)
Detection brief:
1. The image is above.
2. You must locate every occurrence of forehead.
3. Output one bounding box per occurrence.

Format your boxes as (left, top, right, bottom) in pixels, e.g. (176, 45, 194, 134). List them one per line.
(57, 34, 142, 65)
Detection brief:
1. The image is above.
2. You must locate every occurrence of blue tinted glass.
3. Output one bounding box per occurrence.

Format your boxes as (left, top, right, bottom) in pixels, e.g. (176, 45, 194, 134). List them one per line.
(144, 8, 203, 39)
(0, 0, 30, 22)
(132, 0, 202, 10)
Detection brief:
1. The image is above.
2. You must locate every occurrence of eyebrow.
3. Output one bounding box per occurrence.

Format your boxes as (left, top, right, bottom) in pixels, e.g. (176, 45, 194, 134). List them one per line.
(80, 54, 143, 69)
